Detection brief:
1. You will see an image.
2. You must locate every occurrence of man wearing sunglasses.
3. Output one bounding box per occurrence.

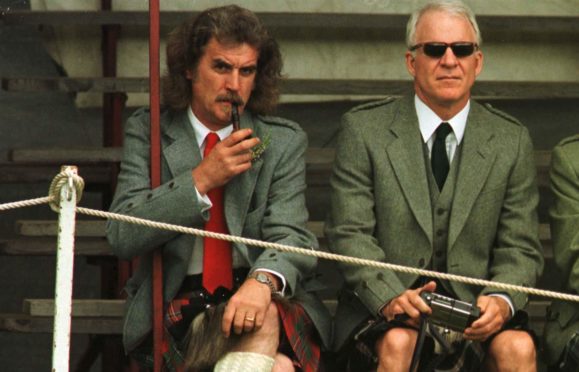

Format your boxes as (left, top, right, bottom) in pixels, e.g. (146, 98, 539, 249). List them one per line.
(326, 1, 543, 371)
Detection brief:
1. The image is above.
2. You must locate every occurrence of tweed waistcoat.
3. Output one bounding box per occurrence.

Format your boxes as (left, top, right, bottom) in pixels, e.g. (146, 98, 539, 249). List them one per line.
(423, 143, 463, 295)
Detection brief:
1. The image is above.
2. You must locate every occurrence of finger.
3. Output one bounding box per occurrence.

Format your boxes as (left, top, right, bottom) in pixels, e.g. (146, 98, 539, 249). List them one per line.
(231, 150, 256, 166)
(411, 291, 432, 314)
(421, 281, 437, 293)
(254, 308, 266, 330)
(466, 313, 501, 339)
(398, 296, 421, 319)
(221, 302, 236, 337)
(243, 313, 256, 333)
(233, 310, 247, 335)
(223, 128, 253, 146)
(469, 308, 494, 329)
(231, 136, 260, 155)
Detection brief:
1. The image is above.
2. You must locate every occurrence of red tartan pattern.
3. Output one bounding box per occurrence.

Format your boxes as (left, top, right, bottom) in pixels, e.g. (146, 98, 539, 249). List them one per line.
(146, 297, 321, 371)
(277, 302, 321, 372)
(165, 298, 190, 326)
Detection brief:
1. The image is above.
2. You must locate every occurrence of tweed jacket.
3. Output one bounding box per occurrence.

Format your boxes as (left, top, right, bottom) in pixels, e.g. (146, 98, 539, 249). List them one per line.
(543, 134, 579, 365)
(325, 96, 544, 350)
(106, 107, 331, 353)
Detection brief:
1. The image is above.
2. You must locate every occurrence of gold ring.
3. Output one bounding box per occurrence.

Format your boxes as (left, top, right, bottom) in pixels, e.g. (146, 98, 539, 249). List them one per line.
(245, 316, 255, 322)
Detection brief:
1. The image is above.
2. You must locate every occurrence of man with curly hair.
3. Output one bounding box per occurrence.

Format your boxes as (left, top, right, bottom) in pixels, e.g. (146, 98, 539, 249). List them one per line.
(107, 5, 330, 371)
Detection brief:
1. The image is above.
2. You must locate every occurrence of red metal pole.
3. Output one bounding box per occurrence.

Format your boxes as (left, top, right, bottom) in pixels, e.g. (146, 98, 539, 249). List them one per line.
(149, 0, 163, 371)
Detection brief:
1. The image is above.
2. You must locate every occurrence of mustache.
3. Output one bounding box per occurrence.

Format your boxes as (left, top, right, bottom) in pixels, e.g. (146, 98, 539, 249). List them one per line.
(215, 92, 244, 106)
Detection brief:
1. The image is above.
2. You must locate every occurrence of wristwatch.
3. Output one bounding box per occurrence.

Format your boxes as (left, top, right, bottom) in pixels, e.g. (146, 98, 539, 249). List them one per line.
(248, 271, 279, 294)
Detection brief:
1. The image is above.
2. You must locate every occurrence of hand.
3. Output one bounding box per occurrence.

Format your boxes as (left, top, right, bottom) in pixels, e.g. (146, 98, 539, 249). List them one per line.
(221, 276, 271, 337)
(464, 295, 510, 341)
(381, 281, 436, 327)
(192, 128, 260, 195)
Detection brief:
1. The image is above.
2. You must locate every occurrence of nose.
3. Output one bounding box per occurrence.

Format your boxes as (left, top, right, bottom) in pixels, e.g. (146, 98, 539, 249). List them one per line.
(226, 70, 240, 91)
(440, 46, 458, 67)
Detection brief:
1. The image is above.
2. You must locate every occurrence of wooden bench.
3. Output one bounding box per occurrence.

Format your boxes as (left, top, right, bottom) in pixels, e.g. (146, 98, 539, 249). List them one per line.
(2, 9, 577, 34)
(0, 147, 553, 189)
(2, 77, 578, 100)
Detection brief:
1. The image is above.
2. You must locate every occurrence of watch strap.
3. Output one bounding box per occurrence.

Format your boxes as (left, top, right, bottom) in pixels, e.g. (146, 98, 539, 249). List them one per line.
(248, 271, 278, 294)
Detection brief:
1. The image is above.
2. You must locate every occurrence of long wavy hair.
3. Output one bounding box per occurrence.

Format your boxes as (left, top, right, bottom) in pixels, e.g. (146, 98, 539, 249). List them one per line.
(162, 5, 283, 115)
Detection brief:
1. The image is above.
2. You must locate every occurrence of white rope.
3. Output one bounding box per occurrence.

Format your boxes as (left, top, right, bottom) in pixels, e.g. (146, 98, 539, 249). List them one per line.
(1, 169, 578, 304)
(0, 196, 53, 211)
(48, 165, 84, 212)
(76, 206, 579, 303)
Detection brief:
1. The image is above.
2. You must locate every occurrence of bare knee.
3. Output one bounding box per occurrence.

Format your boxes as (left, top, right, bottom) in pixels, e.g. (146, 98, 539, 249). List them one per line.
(272, 353, 295, 372)
(233, 303, 280, 356)
(490, 331, 535, 360)
(487, 331, 536, 371)
(375, 327, 417, 370)
(377, 327, 417, 355)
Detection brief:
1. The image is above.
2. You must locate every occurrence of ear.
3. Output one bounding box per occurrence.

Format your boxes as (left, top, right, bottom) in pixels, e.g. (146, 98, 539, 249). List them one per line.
(405, 51, 416, 78)
(185, 69, 194, 80)
(474, 50, 484, 77)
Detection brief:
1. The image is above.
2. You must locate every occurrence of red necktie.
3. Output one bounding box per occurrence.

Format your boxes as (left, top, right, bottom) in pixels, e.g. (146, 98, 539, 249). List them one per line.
(202, 132, 233, 293)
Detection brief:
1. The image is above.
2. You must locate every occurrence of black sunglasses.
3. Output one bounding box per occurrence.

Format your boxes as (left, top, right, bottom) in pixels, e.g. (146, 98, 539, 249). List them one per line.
(409, 42, 478, 58)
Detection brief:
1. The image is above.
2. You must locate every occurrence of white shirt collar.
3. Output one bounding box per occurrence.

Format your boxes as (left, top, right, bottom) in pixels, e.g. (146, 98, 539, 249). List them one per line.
(414, 95, 469, 145)
(187, 106, 233, 148)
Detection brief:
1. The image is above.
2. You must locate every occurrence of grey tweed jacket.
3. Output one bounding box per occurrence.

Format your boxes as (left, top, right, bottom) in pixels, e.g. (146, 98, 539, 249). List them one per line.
(325, 96, 544, 350)
(106, 107, 331, 353)
(543, 134, 579, 366)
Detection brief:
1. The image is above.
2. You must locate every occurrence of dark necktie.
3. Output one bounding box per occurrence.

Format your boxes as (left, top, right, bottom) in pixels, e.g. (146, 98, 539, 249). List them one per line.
(202, 132, 233, 293)
(431, 122, 453, 191)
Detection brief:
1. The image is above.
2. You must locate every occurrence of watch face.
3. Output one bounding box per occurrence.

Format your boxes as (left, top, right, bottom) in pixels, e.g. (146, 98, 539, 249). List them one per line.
(256, 273, 268, 282)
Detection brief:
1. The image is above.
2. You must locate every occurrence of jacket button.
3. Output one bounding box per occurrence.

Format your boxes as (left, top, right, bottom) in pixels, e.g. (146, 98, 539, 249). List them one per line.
(435, 250, 443, 258)
(127, 203, 134, 208)
(146, 193, 153, 200)
(418, 258, 425, 267)
(169, 181, 175, 188)
(436, 229, 445, 237)
(437, 208, 445, 216)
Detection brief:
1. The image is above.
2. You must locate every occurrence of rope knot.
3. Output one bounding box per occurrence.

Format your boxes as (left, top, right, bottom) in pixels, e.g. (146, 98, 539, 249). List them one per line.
(48, 166, 85, 212)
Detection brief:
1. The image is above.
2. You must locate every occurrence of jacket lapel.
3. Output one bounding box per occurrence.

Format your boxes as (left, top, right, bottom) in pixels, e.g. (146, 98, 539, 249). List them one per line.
(224, 112, 263, 237)
(448, 103, 496, 250)
(386, 97, 433, 244)
(163, 110, 202, 178)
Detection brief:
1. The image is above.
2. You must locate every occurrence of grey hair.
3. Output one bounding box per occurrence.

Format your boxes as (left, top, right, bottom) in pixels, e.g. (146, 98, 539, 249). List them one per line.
(406, 0, 482, 48)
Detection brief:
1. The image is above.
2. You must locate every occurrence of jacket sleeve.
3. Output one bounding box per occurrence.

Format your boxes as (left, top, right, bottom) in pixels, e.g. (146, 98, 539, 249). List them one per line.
(480, 126, 544, 310)
(325, 113, 406, 315)
(106, 110, 207, 260)
(251, 127, 319, 297)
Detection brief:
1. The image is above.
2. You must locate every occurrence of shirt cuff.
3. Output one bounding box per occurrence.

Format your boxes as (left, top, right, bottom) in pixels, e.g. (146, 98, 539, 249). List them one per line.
(488, 293, 515, 317)
(252, 268, 287, 296)
(194, 185, 212, 212)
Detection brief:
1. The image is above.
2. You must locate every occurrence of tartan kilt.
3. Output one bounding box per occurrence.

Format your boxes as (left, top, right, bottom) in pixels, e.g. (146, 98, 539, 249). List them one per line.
(131, 295, 321, 372)
(338, 310, 534, 372)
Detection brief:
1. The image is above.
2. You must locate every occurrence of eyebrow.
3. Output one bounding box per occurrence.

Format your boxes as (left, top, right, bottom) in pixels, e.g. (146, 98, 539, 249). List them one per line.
(212, 58, 257, 71)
